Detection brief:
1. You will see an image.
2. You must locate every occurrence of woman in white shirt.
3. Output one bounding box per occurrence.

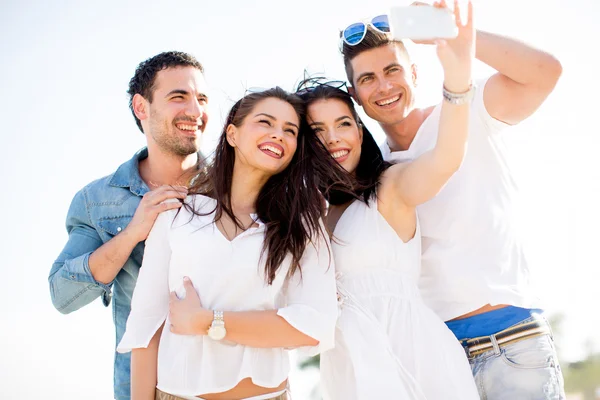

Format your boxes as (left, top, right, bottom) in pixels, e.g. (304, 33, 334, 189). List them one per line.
(296, 2, 479, 399)
(117, 87, 350, 400)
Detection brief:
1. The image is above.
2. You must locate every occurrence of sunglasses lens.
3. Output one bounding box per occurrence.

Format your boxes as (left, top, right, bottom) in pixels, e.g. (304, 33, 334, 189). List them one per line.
(343, 22, 366, 45)
(371, 14, 390, 33)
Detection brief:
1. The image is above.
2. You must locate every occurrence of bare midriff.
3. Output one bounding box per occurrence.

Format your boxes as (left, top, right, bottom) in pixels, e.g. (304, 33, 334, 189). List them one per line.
(197, 378, 287, 400)
(448, 304, 510, 321)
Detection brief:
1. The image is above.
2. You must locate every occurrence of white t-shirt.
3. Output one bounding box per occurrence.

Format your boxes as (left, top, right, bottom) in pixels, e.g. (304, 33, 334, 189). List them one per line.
(381, 77, 541, 321)
(117, 195, 337, 396)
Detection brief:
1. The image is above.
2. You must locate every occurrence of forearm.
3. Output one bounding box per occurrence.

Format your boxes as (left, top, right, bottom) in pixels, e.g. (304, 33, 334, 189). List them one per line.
(131, 326, 162, 400)
(88, 227, 140, 284)
(476, 30, 562, 88)
(433, 99, 470, 172)
(197, 309, 319, 348)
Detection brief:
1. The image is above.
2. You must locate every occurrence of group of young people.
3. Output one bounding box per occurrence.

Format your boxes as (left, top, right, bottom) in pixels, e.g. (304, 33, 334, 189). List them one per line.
(49, 2, 566, 399)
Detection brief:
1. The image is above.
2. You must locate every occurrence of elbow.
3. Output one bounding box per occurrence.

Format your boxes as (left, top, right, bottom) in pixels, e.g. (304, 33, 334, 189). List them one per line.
(435, 155, 464, 188)
(433, 146, 466, 178)
(51, 295, 76, 315)
(546, 55, 563, 88)
(48, 275, 83, 315)
(448, 158, 463, 176)
(50, 287, 76, 315)
(56, 305, 75, 315)
(539, 54, 563, 90)
(549, 54, 563, 79)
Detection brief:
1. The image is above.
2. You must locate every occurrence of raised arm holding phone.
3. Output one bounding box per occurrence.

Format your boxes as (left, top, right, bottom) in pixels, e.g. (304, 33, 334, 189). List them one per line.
(338, 0, 565, 398)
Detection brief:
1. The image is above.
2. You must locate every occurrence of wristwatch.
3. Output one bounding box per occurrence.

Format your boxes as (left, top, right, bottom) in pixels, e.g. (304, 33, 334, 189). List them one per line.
(443, 83, 476, 105)
(207, 310, 227, 341)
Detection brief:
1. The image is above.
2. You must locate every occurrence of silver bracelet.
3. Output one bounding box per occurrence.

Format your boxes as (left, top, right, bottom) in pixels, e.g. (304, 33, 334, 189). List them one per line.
(443, 83, 476, 105)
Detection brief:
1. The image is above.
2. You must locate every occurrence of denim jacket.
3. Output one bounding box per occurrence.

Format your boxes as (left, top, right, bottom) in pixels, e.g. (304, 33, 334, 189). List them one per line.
(49, 148, 150, 400)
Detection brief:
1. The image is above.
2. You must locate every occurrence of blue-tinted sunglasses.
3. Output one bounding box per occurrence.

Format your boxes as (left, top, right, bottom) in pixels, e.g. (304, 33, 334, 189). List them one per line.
(341, 14, 391, 46)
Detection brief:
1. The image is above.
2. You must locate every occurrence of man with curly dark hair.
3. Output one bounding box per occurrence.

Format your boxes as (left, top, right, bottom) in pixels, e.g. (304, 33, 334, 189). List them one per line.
(49, 51, 209, 400)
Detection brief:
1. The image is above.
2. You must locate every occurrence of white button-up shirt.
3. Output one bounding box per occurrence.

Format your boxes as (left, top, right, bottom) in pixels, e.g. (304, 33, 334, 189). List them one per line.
(117, 195, 337, 396)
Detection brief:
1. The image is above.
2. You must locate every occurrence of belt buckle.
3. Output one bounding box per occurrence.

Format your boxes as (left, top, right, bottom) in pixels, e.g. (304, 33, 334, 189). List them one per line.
(461, 339, 473, 359)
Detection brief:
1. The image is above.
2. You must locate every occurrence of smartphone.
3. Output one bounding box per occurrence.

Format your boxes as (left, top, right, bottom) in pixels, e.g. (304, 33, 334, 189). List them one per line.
(389, 5, 458, 40)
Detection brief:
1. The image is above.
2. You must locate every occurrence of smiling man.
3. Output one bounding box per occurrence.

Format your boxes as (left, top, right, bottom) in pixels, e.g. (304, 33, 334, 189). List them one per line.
(49, 51, 209, 400)
(339, 3, 565, 399)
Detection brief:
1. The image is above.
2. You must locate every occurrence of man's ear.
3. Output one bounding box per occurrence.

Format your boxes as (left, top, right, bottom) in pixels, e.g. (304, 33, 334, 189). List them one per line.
(348, 86, 362, 106)
(411, 63, 418, 87)
(226, 124, 237, 147)
(132, 94, 149, 122)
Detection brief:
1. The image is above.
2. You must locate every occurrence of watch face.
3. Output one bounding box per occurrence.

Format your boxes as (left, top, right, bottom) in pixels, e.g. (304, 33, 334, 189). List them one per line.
(208, 325, 227, 340)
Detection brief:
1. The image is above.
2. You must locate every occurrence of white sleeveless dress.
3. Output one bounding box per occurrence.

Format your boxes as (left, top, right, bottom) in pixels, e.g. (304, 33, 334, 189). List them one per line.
(320, 199, 479, 400)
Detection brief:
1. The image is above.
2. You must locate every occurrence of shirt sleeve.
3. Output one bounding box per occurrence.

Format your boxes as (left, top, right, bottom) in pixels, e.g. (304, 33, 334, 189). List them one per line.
(116, 209, 175, 353)
(473, 76, 511, 135)
(276, 220, 338, 356)
(49, 188, 113, 314)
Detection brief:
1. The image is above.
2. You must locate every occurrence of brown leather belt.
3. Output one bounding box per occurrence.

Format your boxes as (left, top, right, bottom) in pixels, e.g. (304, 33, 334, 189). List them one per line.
(462, 318, 551, 358)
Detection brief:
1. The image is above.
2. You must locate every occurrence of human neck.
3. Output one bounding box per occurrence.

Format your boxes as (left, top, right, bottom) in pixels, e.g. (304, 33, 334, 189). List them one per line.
(139, 145, 198, 189)
(229, 163, 269, 216)
(381, 107, 433, 152)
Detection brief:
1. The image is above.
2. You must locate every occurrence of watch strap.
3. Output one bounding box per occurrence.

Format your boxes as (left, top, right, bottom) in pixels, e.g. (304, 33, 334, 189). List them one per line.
(213, 310, 224, 324)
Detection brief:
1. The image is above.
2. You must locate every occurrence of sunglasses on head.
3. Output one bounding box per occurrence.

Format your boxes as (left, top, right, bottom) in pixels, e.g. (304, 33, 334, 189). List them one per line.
(341, 14, 391, 47)
(295, 77, 348, 96)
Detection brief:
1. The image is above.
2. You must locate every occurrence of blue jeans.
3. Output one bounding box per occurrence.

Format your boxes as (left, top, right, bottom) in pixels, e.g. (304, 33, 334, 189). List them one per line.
(466, 317, 566, 399)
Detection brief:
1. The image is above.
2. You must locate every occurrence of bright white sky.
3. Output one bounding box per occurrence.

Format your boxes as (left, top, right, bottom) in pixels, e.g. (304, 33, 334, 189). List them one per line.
(1, 0, 598, 398)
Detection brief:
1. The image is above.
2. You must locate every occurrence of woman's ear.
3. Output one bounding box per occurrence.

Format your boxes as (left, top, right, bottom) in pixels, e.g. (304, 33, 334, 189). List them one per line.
(226, 124, 237, 147)
(358, 121, 364, 145)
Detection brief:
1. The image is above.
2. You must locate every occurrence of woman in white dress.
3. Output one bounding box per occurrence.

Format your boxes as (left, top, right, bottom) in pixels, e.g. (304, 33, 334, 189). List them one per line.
(296, 2, 480, 399)
(117, 87, 353, 400)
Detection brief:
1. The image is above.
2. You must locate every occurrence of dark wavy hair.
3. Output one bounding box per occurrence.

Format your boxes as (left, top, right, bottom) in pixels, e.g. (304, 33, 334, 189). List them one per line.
(340, 25, 411, 85)
(296, 81, 392, 206)
(185, 87, 354, 284)
(127, 51, 204, 133)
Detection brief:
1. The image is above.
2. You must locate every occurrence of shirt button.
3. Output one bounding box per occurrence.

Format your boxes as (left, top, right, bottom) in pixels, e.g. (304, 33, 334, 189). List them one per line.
(117, 227, 122, 232)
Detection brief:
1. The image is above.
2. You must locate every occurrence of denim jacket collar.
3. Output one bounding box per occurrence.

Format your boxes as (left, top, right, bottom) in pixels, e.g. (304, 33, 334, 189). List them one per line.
(108, 147, 150, 197)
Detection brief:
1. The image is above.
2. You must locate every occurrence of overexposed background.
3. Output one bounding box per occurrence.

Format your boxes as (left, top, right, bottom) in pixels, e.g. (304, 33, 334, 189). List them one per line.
(1, 0, 598, 398)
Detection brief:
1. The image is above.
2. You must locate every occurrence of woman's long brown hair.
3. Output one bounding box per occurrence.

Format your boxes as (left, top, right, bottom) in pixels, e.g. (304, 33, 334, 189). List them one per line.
(183, 87, 354, 284)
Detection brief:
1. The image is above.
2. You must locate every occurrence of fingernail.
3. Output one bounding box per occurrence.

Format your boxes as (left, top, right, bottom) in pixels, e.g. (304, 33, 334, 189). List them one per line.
(184, 276, 190, 281)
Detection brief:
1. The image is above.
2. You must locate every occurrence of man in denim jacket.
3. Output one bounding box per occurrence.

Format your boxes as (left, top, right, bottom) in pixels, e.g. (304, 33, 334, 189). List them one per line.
(49, 51, 210, 400)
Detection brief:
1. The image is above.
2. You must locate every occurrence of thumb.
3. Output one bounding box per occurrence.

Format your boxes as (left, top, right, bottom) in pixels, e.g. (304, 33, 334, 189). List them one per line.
(183, 276, 198, 299)
(435, 39, 450, 60)
(183, 276, 195, 289)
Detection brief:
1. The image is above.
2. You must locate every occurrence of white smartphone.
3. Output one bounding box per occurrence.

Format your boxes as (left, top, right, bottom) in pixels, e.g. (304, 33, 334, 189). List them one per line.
(389, 6, 458, 41)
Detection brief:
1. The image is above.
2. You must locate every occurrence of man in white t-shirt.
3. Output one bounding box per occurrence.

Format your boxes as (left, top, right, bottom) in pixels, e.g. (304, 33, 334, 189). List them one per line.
(338, 4, 564, 399)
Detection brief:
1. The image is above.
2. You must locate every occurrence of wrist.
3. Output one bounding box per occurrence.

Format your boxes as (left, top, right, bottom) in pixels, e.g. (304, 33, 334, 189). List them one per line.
(119, 226, 144, 247)
(442, 78, 472, 94)
(195, 308, 213, 335)
(207, 310, 228, 341)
